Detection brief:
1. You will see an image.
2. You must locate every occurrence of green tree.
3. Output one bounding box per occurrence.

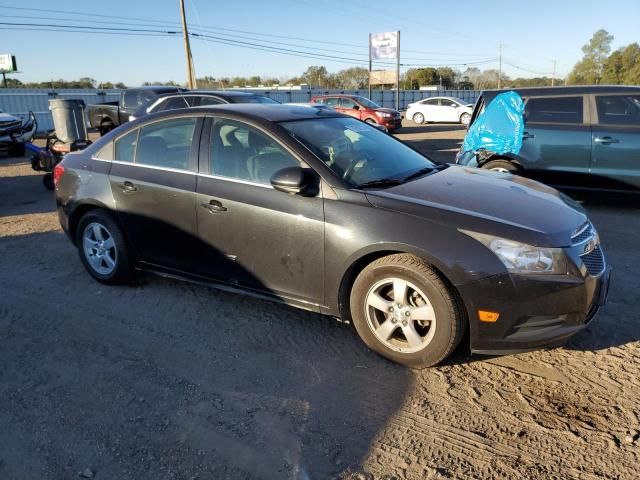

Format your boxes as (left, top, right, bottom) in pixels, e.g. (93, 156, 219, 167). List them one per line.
(568, 29, 614, 84)
(335, 67, 369, 89)
(302, 66, 329, 87)
(602, 43, 640, 85)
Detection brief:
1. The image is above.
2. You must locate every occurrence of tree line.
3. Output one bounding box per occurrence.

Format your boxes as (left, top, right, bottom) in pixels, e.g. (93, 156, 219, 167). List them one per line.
(3, 30, 637, 90)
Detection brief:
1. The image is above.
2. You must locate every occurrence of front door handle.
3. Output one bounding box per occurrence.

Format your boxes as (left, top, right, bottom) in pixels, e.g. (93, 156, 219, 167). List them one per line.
(522, 132, 536, 140)
(200, 199, 227, 214)
(117, 181, 137, 193)
(594, 136, 619, 145)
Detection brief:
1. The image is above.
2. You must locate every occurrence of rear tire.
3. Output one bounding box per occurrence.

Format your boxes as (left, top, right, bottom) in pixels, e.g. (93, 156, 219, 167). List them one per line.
(481, 159, 520, 174)
(350, 254, 465, 368)
(460, 112, 471, 126)
(76, 210, 134, 285)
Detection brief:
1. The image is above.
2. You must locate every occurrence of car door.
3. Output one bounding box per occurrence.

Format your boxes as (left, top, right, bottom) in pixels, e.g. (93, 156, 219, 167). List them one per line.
(339, 97, 363, 120)
(109, 115, 203, 271)
(590, 93, 640, 191)
(419, 98, 440, 122)
(195, 116, 325, 305)
(440, 98, 461, 122)
(518, 95, 592, 187)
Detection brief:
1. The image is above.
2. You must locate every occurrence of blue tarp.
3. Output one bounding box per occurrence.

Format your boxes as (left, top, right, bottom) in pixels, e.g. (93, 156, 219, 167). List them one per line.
(462, 91, 525, 155)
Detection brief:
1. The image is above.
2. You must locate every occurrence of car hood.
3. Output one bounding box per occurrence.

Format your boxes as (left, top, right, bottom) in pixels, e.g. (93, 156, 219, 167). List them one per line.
(0, 112, 22, 126)
(375, 107, 400, 115)
(364, 165, 587, 247)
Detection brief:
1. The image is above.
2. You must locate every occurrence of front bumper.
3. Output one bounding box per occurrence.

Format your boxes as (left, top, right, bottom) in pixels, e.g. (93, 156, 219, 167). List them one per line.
(0, 112, 37, 150)
(381, 117, 402, 130)
(459, 257, 610, 355)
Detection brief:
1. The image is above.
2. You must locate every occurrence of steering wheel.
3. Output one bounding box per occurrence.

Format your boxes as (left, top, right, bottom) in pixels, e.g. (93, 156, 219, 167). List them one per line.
(342, 155, 369, 180)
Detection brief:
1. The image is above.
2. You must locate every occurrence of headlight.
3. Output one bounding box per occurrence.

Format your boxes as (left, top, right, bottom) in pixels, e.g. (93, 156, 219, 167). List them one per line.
(380, 112, 392, 118)
(461, 231, 567, 274)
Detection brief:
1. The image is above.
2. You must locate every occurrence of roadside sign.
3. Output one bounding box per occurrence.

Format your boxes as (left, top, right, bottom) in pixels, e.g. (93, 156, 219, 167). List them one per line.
(370, 32, 398, 60)
(0, 54, 18, 72)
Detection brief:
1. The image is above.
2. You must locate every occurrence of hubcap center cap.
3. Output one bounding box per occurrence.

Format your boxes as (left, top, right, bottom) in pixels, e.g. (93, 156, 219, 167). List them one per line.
(392, 305, 408, 322)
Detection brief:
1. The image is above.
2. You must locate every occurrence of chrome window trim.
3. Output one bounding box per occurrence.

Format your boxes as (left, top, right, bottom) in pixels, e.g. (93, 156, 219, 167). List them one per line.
(91, 157, 197, 175)
(197, 172, 274, 189)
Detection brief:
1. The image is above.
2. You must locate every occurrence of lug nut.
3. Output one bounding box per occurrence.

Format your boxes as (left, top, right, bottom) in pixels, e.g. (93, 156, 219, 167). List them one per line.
(405, 311, 410, 316)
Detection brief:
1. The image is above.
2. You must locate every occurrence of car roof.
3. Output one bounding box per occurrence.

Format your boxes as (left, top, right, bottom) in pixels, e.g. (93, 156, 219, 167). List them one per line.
(312, 94, 364, 98)
(152, 90, 270, 99)
(481, 85, 640, 99)
(151, 103, 344, 122)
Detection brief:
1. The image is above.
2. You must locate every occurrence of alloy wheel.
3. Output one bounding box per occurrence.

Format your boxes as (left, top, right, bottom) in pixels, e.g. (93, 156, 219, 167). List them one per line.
(82, 222, 118, 275)
(364, 277, 437, 353)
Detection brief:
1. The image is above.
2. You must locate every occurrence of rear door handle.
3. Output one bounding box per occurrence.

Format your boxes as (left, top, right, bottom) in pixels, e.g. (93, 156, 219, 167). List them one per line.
(200, 199, 227, 214)
(117, 181, 137, 192)
(522, 132, 536, 140)
(594, 136, 619, 145)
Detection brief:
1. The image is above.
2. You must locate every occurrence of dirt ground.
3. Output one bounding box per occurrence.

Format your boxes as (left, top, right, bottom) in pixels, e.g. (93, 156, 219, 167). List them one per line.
(1, 122, 639, 480)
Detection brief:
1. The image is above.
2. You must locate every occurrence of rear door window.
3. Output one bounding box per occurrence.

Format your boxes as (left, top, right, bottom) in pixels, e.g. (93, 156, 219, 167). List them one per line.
(153, 96, 189, 113)
(324, 97, 340, 107)
(340, 97, 358, 108)
(595, 95, 640, 126)
(135, 118, 197, 170)
(422, 98, 439, 105)
(525, 96, 583, 124)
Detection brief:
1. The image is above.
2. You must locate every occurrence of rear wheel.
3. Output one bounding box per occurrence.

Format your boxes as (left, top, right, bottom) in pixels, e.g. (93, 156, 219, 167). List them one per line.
(460, 112, 471, 126)
(481, 159, 520, 174)
(350, 254, 465, 367)
(76, 210, 134, 284)
(412, 112, 425, 125)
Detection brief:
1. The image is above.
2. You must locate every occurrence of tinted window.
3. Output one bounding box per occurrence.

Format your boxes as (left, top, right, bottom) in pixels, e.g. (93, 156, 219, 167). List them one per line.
(354, 96, 380, 108)
(282, 117, 435, 187)
(122, 90, 140, 111)
(441, 99, 457, 107)
(228, 95, 279, 104)
(210, 119, 299, 184)
(135, 118, 197, 170)
(153, 96, 189, 113)
(422, 99, 439, 105)
(193, 96, 225, 106)
(525, 96, 583, 124)
(340, 97, 358, 109)
(114, 129, 138, 162)
(596, 95, 640, 126)
(324, 97, 340, 107)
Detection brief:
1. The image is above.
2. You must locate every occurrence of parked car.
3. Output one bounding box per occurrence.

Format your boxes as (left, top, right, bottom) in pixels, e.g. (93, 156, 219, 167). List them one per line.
(87, 86, 185, 135)
(456, 85, 640, 193)
(406, 96, 473, 126)
(0, 109, 37, 157)
(54, 104, 609, 367)
(130, 90, 279, 121)
(310, 94, 402, 131)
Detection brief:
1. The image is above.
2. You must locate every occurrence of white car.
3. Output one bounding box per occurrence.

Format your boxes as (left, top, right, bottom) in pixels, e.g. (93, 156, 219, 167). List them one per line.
(406, 97, 473, 126)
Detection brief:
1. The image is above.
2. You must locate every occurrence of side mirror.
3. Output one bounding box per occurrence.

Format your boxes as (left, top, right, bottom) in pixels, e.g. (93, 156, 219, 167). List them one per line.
(352, 105, 360, 110)
(270, 166, 313, 195)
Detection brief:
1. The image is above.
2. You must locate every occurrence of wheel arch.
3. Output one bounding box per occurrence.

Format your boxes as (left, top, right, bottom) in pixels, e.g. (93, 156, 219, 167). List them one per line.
(478, 154, 524, 170)
(336, 244, 467, 326)
(68, 201, 119, 246)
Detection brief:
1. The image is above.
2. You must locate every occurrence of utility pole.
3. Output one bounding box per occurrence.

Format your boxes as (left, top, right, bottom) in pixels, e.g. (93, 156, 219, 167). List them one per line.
(497, 43, 502, 89)
(395, 30, 400, 111)
(551, 60, 557, 87)
(179, 0, 197, 89)
(368, 33, 372, 100)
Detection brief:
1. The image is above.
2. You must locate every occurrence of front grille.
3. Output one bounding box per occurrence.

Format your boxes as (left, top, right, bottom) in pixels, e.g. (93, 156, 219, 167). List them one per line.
(581, 245, 605, 275)
(571, 222, 594, 245)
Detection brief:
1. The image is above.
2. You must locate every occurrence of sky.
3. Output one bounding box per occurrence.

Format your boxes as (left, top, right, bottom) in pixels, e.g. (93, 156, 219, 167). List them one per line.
(1, 0, 639, 86)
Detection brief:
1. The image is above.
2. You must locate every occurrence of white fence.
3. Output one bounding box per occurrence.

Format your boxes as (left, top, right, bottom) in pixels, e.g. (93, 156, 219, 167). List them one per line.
(0, 88, 480, 133)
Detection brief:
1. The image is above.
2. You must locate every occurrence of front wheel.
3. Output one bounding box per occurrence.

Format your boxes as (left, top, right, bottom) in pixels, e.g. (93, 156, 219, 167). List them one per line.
(412, 112, 425, 125)
(350, 254, 465, 367)
(460, 113, 471, 126)
(76, 210, 134, 284)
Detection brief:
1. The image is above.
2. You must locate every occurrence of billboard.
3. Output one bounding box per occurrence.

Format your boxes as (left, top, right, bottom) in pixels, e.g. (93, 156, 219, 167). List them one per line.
(370, 32, 398, 60)
(0, 54, 18, 72)
(370, 70, 397, 85)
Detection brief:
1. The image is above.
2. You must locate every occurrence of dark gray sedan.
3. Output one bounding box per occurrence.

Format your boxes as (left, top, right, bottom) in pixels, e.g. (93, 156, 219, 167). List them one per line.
(53, 104, 610, 367)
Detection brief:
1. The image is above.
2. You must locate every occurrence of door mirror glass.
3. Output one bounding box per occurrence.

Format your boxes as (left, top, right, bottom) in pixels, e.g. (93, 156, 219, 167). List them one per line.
(352, 104, 360, 110)
(270, 166, 311, 194)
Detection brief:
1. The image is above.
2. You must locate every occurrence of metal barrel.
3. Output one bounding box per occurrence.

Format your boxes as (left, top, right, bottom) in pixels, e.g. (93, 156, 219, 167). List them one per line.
(48, 99, 88, 143)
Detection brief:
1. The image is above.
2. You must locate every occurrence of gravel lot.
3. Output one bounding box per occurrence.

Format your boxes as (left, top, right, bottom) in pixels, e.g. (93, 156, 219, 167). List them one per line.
(1, 122, 639, 479)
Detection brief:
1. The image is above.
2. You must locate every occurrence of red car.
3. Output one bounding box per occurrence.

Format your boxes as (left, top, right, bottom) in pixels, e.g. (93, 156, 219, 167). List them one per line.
(310, 95, 402, 131)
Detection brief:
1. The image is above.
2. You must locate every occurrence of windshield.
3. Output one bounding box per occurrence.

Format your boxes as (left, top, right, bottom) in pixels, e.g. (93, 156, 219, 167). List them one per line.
(230, 95, 279, 104)
(280, 117, 436, 187)
(355, 96, 380, 108)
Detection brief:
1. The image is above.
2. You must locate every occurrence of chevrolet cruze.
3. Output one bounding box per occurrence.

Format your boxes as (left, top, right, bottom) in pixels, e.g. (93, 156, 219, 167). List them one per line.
(54, 104, 610, 367)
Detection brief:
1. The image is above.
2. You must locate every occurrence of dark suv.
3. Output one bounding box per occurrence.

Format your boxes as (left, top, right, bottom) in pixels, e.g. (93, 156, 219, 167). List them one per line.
(457, 86, 640, 193)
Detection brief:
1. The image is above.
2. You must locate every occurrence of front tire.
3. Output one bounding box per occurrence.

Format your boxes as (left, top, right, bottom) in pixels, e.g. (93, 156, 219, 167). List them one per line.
(460, 112, 471, 126)
(76, 210, 134, 284)
(412, 112, 425, 125)
(481, 159, 520, 174)
(350, 254, 465, 367)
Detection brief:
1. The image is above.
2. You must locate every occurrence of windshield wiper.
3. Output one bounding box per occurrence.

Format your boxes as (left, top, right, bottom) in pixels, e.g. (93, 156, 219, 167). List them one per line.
(355, 178, 403, 189)
(401, 164, 448, 183)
